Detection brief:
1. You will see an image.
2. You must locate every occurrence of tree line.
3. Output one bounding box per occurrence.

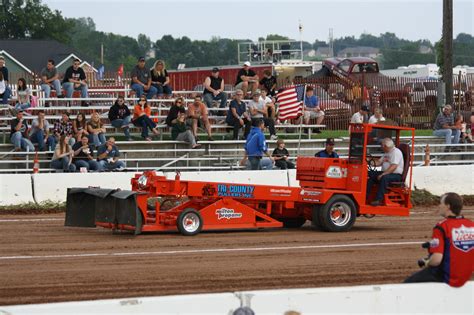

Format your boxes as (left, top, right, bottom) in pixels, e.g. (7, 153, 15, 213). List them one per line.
(1, 0, 473, 73)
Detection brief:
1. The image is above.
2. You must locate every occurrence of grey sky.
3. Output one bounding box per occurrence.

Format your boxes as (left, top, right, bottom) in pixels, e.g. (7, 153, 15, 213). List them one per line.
(43, 0, 473, 44)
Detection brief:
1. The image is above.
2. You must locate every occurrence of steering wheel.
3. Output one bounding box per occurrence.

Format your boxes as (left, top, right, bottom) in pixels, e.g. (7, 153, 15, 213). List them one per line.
(366, 154, 377, 172)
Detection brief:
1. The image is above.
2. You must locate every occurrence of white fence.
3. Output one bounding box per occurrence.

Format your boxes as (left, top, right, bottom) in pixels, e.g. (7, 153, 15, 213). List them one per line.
(1, 282, 472, 314)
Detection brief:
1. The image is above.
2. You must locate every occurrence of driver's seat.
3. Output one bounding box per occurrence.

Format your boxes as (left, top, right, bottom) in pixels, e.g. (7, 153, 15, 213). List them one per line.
(389, 143, 410, 187)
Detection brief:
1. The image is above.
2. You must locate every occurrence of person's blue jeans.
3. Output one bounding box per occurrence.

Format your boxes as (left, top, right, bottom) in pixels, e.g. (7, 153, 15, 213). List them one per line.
(30, 131, 56, 151)
(111, 116, 132, 139)
(248, 156, 262, 170)
(11, 131, 34, 151)
(151, 83, 172, 96)
(88, 133, 106, 147)
(62, 82, 88, 98)
(433, 129, 461, 145)
(203, 92, 228, 109)
(15, 103, 31, 110)
(366, 170, 402, 202)
(131, 83, 158, 99)
(98, 160, 125, 170)
(51, 157, 76, 172)
(133, 115, 157, 139)
(1, 85, 11, 104)
(41, 80, 63, 98)
(74, 159, 101, 172)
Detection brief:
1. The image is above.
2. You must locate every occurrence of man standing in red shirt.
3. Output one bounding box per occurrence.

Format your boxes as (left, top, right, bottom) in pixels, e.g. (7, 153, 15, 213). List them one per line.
(404, 192, 474, 287)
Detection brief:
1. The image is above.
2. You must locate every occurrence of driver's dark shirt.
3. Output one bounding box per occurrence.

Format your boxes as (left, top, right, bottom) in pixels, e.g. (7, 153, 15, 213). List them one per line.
(315, 150, 339, 158)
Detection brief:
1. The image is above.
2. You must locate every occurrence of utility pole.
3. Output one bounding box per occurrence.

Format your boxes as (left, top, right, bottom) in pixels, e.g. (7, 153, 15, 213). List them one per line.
(443, 0, 453, 105)
(328, 28, 334, 57)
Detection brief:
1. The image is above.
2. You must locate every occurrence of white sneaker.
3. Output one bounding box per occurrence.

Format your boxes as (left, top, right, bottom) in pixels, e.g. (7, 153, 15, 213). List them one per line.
(270, 135, 278, 140)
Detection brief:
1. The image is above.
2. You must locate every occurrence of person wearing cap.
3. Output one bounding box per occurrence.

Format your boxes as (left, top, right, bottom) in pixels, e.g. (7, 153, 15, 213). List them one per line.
(248, 90, 277, 140)
(130, 57, 157, 99)
(235, 61, 259, 97)
(203, 67, 228, 111)
(10, 110, 34, 152)
(315, 138, 339, 158)
(62, 58, 90, 106)
(351, 105, 369, 124)
(433, 104, 461, 146)
(150, 60, 172, 97)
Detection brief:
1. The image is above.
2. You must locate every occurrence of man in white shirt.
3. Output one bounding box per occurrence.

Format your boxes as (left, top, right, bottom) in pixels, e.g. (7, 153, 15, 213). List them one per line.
(351, 105, 369, 124)
(368, 108, 386, 124)
(366, 138, 404, 206)
(249, 90, 277, 139)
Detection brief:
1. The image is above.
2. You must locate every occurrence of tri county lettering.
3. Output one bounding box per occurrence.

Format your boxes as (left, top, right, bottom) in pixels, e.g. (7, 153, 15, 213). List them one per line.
(217, 184, 255, 198)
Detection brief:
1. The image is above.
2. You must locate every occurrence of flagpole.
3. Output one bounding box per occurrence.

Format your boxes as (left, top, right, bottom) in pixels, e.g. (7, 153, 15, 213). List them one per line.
(297, 84, 307, 156)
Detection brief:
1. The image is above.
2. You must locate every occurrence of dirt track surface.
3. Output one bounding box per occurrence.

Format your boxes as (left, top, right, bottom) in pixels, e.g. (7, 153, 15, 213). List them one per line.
(0, 207, 473, 306)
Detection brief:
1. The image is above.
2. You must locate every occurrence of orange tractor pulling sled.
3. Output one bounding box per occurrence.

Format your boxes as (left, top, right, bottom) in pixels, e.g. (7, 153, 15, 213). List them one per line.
(66, 124, 415, 235)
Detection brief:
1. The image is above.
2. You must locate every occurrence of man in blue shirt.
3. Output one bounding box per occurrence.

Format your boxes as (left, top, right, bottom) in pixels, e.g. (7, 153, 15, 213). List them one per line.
(245, 119, 274, 170)
(226, 89, 251, 140)
(315, 138, 339, 158)
(303, 86, 324, 133)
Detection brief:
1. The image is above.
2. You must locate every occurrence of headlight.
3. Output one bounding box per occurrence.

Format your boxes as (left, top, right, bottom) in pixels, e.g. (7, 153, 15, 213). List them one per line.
(137, 174, 148, 189)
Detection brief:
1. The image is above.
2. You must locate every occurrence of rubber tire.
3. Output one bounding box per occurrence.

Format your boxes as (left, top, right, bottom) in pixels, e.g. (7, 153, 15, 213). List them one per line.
(318, 195, 357, 232)
(281, 218, 307, 228)
(311, 204, 322, 229)
(177, 208, 203, 236)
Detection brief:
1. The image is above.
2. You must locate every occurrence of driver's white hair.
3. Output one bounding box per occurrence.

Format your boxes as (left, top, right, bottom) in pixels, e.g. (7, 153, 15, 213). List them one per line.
(382, 138, 395, 148)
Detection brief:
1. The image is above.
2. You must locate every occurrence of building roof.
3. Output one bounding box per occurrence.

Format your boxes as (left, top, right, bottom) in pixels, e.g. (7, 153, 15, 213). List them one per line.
(337, 46, 380, 57)
(316, 47, 331, 55)
(0, 40, 95, 74)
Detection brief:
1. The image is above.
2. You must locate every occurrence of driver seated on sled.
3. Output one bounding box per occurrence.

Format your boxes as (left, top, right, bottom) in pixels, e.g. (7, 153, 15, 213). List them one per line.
(366, 137, 404, 206)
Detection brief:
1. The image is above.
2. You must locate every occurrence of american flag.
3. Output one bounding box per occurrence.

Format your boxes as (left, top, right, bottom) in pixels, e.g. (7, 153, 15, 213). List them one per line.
(276, 85, 305, 120)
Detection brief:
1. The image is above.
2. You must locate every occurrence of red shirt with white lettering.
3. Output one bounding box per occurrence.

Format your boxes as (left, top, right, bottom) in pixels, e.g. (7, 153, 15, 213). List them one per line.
(429, 216, 474, 287)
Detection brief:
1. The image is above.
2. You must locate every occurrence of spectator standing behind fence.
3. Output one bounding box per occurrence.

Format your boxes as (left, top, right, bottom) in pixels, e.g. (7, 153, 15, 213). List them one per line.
(226, 89, 251, 140)
(53, 112, 75, 146)
(187, 95, 213, 141)
(10, 110, 34, 152)
(13, 78, 31, 112)
(40, 59, 64, 102)
(29, 110, 55, 151)
(72, 113, 88, 143)
(203, 67, 227, 111)
(109, 96, 132, 141)
(51, 134, 75, 172)
(72, 135, 100, 172)
(433, 105, 461, 150)
(166, 97, 186, 127)
(248, 90, 277, 140)
(62, 59, 90, 107)
(0, 56, 12, 106)
(272, 139, 294, 169)
(235, 62, 259, 98)
(150, 60, 172, 97)
(244, 119, 274, 170)
(172, 112, 201, 149)
(259, 69, 277, 96)
(132, 95, 159, 141)
(97, 137, 126, 171)
(87, 112, 106, 147)
(368, 108, 386, 124)
(130, 57, 157, 100)
(350, 105, 369, 124)
(303, 86, 324, 133)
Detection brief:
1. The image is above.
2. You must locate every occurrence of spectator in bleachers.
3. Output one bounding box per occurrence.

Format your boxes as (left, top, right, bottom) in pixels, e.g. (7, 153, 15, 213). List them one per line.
(433, 104, 461, 147)
(109, 96, 132, 141)
(303, 86, 324, 133)
(50, 134, 76, 172)
(248, 90, 277, 140)
(131, 57, 157, 99)
(203, 67, 227, 110)
(368, 108, 386, 124)
(62, 59, 90, 107)
(72, 135, 100, 172)
(172, 111, 201, 149)
(350, 105, 369, 124)
(10, 110, 34, 152)
(87, 112, 106, 147)
(226, 89, 251, 140)
(272, 139, 294, 169)
(260, 89, 276, 120)
(454, 114, 472, 144)
(73, 113, 88, 143)
(97, 137, 126, 171)
(235, 62, 259, 97)
(132, 95, 159, 141)
(187, 95, 213, 141)
(29, 110, 55, 151)
(150, 60, 172, 97)
(244, 119, 274, 170)
(53, 112, 75, 146)
(40, 59, 64, 101)
(165, 97, 186, 127)
(259, 69, 277, 96)
(0, 56, 12, 106)
(13, 78, 31, 112)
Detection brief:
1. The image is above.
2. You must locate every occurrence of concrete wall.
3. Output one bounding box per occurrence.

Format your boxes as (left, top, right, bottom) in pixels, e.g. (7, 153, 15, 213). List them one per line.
(1, 282, 472, 314)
